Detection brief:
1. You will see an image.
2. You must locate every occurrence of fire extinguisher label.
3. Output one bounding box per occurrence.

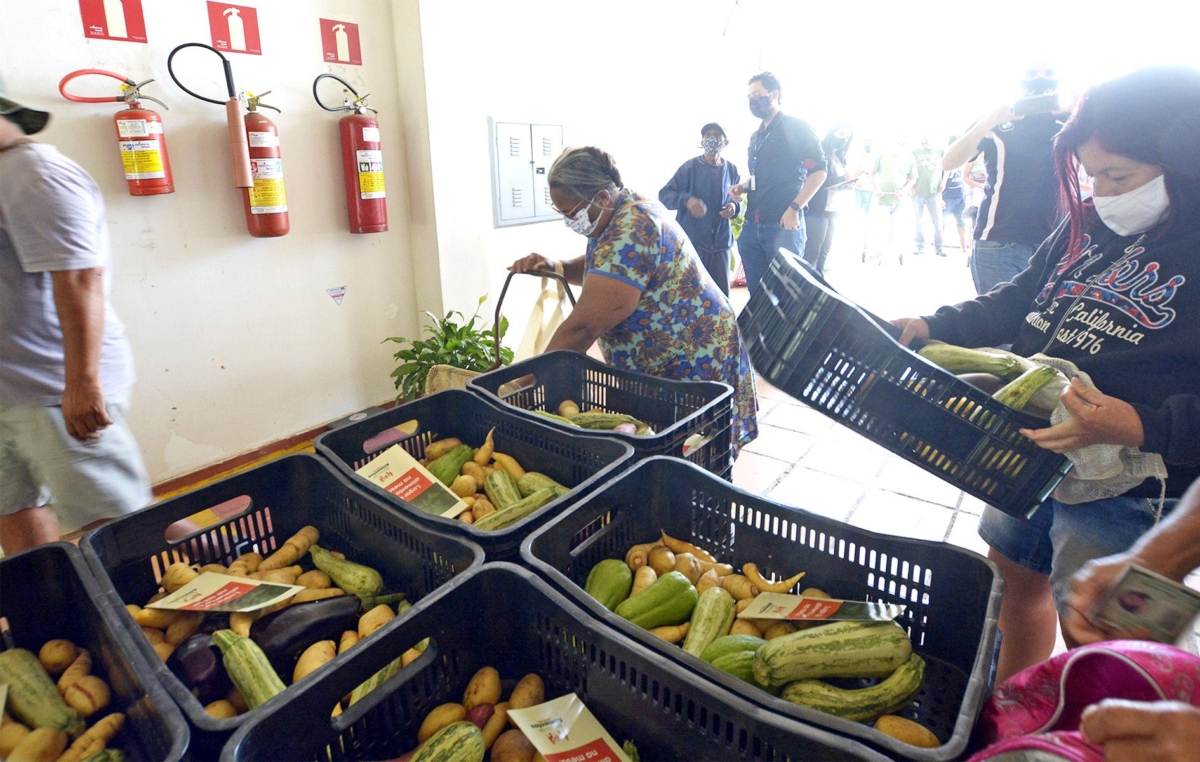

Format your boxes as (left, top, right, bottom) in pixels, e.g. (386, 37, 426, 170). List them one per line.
(116, 120, 164, 138)
(248, 131, 279, 148)
(361, 126, 380, 143)
(356, 149, 385, 199)
(248, 158, 287, 214)
(119, 140, 165, 179)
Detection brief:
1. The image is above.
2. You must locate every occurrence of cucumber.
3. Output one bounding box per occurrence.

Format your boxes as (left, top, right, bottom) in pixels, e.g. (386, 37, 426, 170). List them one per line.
(753, 620, 912, 688)
(411, 721, 485, 762)
(472, 487, 557, 531)
(780, 653, 926, 722)
(482, 470, 522, 510)
(427, 444, 474, 487)
(0, 648, 85, 739)
(517, 472, 568, 498)
(682, 587, 736, 658)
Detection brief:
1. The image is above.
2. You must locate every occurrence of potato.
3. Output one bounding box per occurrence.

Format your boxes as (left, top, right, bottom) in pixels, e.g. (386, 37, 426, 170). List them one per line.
(63, 675, 111, 717)
(37, 639, 78, 676)
(461, 461, 487, 483)
(462, 666, 501, 710)
(124, 604, 142, 617)
(481, 702, 509, 749)
(672, 552, 702, 584)
(763, 621, 796, 640)
(450, 474, 477, 498)
(416, 703, 466, 743)
(227, 687, 249, 713)
(153, 641, 176, 662)
(358, 604, 395, 639)
(424, 437, 463, 462)
(400, 647, 423, 667)
(508, 673, 544, 711)
(166, 612, 205, 645)
(0, 715, 31, 757)
(491, 728, 536, 762)
(139, 626, 166, 644)
(296, 570, 332, 589)
(161, 562, 199, 593)
(198, 563, 228, 575)
(204, 700, 238, 719)
(7, 726, 67, 762)
(647, 546, 675, 576)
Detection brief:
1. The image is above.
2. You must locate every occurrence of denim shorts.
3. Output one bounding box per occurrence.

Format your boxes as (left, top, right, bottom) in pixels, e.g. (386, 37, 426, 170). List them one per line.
(979, 495, 1177, 614)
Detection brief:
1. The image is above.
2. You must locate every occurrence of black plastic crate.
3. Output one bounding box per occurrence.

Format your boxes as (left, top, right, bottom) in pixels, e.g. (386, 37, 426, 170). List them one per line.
(313, 388, 635, 560)
(521, 457, 1002, 762)
(738, 253, 1072, 519)
(0, 543, 189, 762)
(222, 563, 891, 762)
(468, 350, 736, 479)
(80, 453, 483, 761)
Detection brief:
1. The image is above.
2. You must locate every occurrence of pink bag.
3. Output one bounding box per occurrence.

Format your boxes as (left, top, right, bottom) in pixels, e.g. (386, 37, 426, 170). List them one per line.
(969, 640, 1200, 761)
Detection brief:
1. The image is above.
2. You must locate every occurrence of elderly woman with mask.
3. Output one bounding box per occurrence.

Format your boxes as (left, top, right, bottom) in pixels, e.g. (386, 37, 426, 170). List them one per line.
(509, 146, 758, 454)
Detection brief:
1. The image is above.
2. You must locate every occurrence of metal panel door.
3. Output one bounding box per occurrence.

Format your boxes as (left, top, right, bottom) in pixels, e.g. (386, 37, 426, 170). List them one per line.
(531, 124, 564, 219)
(494, 121, 535, 221)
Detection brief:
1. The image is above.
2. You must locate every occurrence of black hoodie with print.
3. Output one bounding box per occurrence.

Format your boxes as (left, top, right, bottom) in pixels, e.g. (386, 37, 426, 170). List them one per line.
(923, 217, 1200, 498)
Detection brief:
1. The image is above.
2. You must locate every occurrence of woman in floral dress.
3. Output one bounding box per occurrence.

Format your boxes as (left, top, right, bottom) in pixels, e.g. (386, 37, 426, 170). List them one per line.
(509, 146, 758, 453)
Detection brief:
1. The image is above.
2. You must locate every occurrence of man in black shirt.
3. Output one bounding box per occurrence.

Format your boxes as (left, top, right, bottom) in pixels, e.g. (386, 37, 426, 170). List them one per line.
(943, 67, 1065, 294)
(730, 72, 826, 293)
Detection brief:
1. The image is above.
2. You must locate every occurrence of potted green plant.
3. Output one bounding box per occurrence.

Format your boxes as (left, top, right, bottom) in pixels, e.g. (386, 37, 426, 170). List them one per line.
(384, 295, 513, 401)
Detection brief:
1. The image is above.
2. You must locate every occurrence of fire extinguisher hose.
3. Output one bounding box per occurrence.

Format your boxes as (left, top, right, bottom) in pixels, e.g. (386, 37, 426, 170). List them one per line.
(312, 73, 364, 112)
(167, 42, 253, 188)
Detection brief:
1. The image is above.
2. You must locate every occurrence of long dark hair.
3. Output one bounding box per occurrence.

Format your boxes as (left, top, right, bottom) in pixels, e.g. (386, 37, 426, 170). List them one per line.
(1053, 66, 1200, 260)
(822, 123, 853, 167)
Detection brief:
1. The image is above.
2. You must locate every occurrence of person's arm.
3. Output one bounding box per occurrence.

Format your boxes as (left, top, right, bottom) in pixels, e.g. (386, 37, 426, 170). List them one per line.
(962, 156, 986, 188)
(721, 162, 741, 219)
(509, 253, 586, 286)
(657, 161, 692, 211)
(943, 104, 1018, 170)
(1080, 700, 1200, 762)
(544, 273, 642, 353)
(51, 268, 112, 442)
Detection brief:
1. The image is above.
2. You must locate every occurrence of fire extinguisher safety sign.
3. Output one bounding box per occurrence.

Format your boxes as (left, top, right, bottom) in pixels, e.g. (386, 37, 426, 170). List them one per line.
(78, 0, 147, 42)
(356, 150, 385, 199)
(208, 2, 262, 56)
(319, 19, 362, 66)
(248, 158, 287, 214)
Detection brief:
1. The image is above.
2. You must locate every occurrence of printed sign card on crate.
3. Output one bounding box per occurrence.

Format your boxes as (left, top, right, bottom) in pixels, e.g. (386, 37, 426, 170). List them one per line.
(355, 444, 468, 518)
(740, 593, 906, 623)
(507, 693, 633, 762)
(146, 572, 304, 613)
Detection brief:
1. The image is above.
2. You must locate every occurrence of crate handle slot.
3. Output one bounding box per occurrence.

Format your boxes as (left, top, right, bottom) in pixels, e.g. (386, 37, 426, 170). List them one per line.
(163, 495, 255, 543)
(567, 512, 621, 560)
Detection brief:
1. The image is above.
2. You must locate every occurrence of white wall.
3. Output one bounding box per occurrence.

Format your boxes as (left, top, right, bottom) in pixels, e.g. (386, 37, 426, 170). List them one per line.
(0, 0, 426, 481)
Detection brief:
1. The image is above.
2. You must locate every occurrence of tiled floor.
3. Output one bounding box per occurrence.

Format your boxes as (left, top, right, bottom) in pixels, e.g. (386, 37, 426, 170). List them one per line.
(728, 241, 1200, 644)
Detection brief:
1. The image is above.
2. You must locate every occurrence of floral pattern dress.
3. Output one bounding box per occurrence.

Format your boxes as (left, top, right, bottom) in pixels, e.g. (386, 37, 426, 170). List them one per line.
(585, 188, 758, 452)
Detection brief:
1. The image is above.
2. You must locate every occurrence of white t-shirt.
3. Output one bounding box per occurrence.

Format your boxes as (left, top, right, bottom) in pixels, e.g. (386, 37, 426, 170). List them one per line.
(0, 142, 135, 406)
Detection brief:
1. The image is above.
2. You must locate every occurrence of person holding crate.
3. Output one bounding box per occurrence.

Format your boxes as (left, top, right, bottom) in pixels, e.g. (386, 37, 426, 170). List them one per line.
(509, 146, 758, 453)
(890, 67, 1200, 684)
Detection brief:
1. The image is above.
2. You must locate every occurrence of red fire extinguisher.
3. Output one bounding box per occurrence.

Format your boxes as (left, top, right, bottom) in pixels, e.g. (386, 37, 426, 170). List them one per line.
(313, 74, 388, 234)
(58, 70, 174, 196)
(167, 43, 290, 238)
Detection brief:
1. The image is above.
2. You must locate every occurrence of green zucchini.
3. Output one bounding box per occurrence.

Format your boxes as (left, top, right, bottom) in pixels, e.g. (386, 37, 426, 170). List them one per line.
(517, 471, 568, 498)
(427, 444, 474, 487)
(571, 412, 644, 430)
(411, 721, 485, 762)
(917, 342, 1031, 381)
(212, 629, 286, 709)
(780, 653, 926, 722)
(309, 544, 384, 598)
(614, 571, 698, 629)
(682, 587, 736, 658)
(349, 655, 402, 706)
(0, 648, 85, 739)
(992, 365, 1061, 412)
(532, 410, 580, 426)
(710, 651, 759, 685)
(482, 470, 522, 511)
(472, 487, 557, 531)
(700, 634, 766, 664)
(753, 620, 912, 688)
(584, 559, 634, 611)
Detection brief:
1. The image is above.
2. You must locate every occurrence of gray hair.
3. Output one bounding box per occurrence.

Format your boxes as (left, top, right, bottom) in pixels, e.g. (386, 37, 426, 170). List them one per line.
(548, 146, 623, 200)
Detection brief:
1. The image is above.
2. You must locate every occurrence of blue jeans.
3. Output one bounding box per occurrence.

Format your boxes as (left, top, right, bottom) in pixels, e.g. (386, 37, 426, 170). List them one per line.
(971, 239, 1035, 294)
(979, 496, 1176, 615)
(913, 194, 943, 252)
(739, 219, 806, 293)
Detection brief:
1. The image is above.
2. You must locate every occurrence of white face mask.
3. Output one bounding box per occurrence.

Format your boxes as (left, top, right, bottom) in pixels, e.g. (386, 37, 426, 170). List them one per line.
(563, 195, 600, 236)
(1092, 174, 1170, 236)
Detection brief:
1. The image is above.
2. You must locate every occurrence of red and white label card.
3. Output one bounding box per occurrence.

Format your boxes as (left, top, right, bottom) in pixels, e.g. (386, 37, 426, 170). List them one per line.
(145, 572, 304, 613)
(78, 0, 147, 42)
(319, 18, 362, 66)
(207, 2, 261, 56)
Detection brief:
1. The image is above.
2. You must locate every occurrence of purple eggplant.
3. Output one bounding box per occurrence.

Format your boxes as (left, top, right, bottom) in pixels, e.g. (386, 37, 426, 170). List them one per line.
(250, 594, 361, 675)
(166, 632, 232, 705)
